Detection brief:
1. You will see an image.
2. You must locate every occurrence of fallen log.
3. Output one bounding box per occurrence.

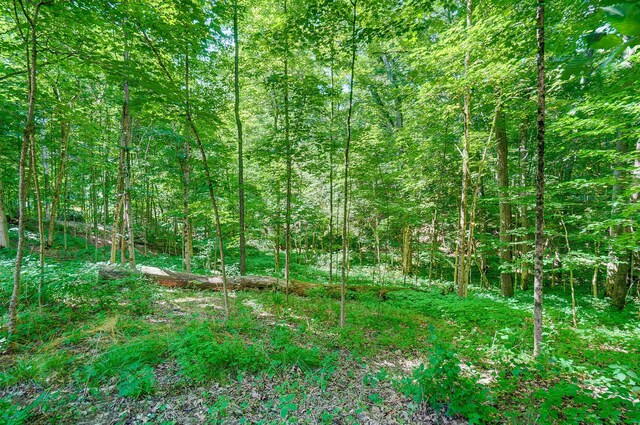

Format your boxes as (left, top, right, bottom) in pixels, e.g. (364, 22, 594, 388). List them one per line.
(98, 265, 409, 299)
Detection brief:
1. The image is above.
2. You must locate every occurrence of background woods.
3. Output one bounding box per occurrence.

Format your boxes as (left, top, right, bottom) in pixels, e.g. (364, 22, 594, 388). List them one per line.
(1, 0, 639, 423)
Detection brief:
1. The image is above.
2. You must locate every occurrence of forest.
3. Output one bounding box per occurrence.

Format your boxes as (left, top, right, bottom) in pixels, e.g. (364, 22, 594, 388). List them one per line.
(1, 0, 639, 423)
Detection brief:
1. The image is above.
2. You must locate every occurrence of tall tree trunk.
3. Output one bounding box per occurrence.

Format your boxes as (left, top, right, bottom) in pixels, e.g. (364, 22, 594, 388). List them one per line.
(110, 196, 124, 263)
(9, 0, 45, 339)
(606, 137, 631, 310)
(275, 183, 281, 272)
(456, 0, 473, 298)
(182, 52, 192, 273)
(178, 47, 231, 319)
(182, 136, 191, 273)
(402, 226, 412, 275)
(30, 131, 45, 305)
(0, 178, 9, 248)
(464, 146, 488, 286)
(233, 0, 246, 275)
(329, 44, 335, 285)
(47, 109, 69, 247)
(47, 122, 70, 246)
(110, 35, 126, 264)
(340, 0, 357, 328)
(518, 122, 530, 290)
(632, 138, 640, 204)
(561, 220, 578, 327)
(187, 116, 230, 320)
(284, 0, 292, 303)
(122, 43, 135, 269)
(496, 106, 514, 297)
(533, 0, 546, 358)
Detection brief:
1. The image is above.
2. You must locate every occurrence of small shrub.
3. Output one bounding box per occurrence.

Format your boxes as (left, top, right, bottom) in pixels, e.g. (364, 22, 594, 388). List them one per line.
(401, 330, 493, 423)
(80, 337, 168, 384)
(171, 322, 268, 382)
(117, 363, 157, 398)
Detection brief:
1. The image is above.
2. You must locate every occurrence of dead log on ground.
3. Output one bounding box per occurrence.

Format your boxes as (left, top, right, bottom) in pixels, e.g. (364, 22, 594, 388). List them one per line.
(98, 265, 409, 299)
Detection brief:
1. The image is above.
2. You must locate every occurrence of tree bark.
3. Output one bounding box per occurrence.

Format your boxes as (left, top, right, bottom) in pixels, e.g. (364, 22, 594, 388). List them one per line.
(122, 38, 135, 269)
(9, 0, 46, 339)
(533, 0, 545, 358)
(456, 0, 473, 298)
(0, 178, 9, 248)
(284, 0, 292, 303)
(518, 122, 530, 290)
(606, 138, 631, 310)
(329, 44, 335, 285)
(30, 128, 45, 305)
(402, 226, 412, 275)
(496, 106, 514, 297)
(183, 52, 192, 273)
(47, 99, 70, 248)
(233, 0, 247, 275)
(340, 0, 357, 327)
(98, 265, 420, 300)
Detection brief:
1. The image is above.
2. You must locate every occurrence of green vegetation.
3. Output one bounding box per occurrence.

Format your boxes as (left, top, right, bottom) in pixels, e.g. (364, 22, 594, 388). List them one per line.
(1, 240, 638, 423)
(2, 0, 640, 423)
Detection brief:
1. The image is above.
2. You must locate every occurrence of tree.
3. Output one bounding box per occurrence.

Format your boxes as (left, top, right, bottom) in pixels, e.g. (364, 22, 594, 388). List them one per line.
(8, 0, 51, 339)
(533, 0, 545, 358)
(455, 0, 473, 298)
(233, 0, 247, 276)
(0, 178, 9, 248)
(496, 103, 514, 297)
(340, 0, 357, 328)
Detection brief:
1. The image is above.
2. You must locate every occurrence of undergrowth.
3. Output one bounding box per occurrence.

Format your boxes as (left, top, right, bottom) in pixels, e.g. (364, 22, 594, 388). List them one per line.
(1, 240, 639, 424)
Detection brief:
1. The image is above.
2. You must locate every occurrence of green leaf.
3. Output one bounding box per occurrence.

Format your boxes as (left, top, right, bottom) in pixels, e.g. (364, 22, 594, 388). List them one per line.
(603, 4, 640, 36)
(602, 37, 640, 66)
(584, 32, 624, 49)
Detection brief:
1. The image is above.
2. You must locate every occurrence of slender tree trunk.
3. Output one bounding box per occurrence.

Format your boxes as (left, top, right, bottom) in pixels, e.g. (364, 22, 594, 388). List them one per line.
(496, 106, 514, 297)
(182, 137, 191, 273)
(187, 114, 230, 320)
(47, 115, 69, 247)
(606, 137, 631, 310)
(632, 138, 640, 204)
(111, 43, 126, 264)
(456, 0, 473, 298)
(284, 0, 292, 303)
(110, 196, 124, 263)
(329, 44, 335, 285)
(182, 53, 192, 273)
(464, 145, 488, 286)
(275, 184, 281, 272)
(92, 168, 99, 261)
(428, 212, 437, 280)
(340, 0, 357, 328)
(561, 220, 578, 327)
(0, 179, 9, 248)
(63, 176, 68, 250)
(182, 51, 231, 318)
(30, 131, 45, 305)
(122, 70, 135, 267)
(9, 0, 44, 339)
(233, 0, 246, 275)
(518, 123, 530, 290)
(402, 226, 412, 275)
(533, 0, 545, 358)
(592, 242, 600, 298)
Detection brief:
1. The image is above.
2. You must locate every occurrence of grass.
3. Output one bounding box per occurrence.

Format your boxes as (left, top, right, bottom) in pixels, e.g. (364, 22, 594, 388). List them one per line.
(0, 233, 639, 423)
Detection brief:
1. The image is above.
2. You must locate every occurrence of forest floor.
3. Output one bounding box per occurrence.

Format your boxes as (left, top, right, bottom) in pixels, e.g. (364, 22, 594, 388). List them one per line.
(1, 235, 639, 424)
